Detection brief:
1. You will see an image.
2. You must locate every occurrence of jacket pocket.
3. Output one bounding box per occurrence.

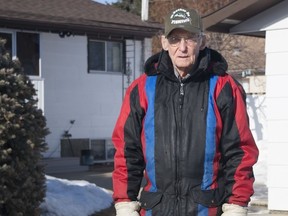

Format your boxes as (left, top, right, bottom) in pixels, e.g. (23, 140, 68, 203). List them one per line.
(139, 190, 163, 210)
(191, 187, 225, 207)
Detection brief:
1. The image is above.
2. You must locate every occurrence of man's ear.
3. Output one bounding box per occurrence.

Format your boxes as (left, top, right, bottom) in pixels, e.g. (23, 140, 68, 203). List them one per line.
(199, 34, 206, 50)
(161, 35, 169, 51)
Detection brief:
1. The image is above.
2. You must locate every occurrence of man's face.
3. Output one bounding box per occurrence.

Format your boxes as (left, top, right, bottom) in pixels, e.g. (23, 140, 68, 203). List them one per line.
(161, 28, 205, 76)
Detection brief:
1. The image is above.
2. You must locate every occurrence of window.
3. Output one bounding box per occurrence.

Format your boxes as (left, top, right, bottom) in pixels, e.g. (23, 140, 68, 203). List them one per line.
(0, 31, 39, 76)
(17, 32, 39, 76)
(88, 39, 123, 73)
(0, 32, 12, 57)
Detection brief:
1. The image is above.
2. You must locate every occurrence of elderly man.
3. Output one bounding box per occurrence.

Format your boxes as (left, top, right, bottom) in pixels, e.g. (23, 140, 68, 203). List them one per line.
(112, 7, 259, 216)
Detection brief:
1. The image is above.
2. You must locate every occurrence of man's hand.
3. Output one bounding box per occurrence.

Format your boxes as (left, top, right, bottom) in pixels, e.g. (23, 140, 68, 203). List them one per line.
(115, 201, 141, 216)
(221, 203, 248, 216)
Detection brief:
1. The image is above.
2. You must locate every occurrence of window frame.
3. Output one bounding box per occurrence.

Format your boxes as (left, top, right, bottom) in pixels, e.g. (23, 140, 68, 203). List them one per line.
(88, 37, 125, 74)
(0, 29, 40, 77)
(0, 30, 16, 59)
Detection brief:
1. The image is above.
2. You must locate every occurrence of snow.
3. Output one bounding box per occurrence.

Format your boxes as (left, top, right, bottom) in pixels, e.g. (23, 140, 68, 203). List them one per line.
(40, 176, 113, 216)
(40, 140, 268, 215)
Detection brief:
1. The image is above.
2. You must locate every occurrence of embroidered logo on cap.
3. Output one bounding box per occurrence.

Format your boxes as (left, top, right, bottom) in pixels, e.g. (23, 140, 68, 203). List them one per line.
(170, 8, 191, 25)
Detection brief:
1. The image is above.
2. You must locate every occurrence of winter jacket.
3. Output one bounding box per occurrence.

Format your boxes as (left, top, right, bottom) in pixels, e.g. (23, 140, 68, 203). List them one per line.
(112, 47, 259, 216)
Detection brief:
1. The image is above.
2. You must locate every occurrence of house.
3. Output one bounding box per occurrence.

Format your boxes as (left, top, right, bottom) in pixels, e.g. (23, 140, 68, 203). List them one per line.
(203, 0, 288, 212)
(0, 0, 162, 160)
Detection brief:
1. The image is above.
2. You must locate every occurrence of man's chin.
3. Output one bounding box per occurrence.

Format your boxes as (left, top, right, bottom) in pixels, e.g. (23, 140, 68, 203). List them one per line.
(175, 59, 194, 66)
(176, 63, 193, 70)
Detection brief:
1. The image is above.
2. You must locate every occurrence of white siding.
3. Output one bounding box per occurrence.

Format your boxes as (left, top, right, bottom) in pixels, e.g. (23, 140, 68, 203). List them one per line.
(123, 39, 144, 91)
(266, 28, 288, 211)
(41, 33, 146, 157)
(144, 38, 152, 62)
(31, 77, 44, 112)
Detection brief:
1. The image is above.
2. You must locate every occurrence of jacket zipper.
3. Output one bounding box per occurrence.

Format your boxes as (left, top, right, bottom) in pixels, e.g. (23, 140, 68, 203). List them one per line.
(179, 82, 184, 109)
(175, 81, 184, 216)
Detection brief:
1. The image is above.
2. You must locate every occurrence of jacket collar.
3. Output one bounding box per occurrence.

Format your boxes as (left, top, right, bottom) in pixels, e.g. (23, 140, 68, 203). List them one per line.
(144, 47, 228, 82)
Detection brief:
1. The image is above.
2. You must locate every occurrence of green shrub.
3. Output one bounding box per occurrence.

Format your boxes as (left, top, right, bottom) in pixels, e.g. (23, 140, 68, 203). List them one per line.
(0, 38, 49, 215)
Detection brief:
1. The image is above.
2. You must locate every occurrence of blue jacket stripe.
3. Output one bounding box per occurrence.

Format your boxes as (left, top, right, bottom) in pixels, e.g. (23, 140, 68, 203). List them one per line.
(198, 76, 218, 215)
(202, 75, 218, 190)
(198, 204, 209, 216)
(144, 76, 157, 193)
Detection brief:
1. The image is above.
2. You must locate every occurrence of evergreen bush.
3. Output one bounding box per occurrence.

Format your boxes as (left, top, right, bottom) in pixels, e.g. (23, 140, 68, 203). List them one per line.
(0, 38, 49, 215)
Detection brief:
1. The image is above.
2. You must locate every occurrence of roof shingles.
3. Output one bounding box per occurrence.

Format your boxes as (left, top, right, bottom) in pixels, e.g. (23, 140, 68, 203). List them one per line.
(0, 0, 162, 38)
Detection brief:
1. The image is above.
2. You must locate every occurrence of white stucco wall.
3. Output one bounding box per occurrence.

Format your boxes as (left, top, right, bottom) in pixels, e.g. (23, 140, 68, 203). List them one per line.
(40, 33, 148, 158)
(246, 94, 267, 187)
(265, 28, 288, 211)
(246, 95, 266, 142)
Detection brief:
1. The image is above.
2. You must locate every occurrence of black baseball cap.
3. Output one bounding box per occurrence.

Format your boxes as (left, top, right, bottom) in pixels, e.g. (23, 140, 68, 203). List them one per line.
(164, 8, 203, 37)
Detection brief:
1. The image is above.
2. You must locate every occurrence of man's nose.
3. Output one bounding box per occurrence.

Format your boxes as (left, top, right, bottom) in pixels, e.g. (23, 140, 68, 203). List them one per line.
(178, 38, 188, 51)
